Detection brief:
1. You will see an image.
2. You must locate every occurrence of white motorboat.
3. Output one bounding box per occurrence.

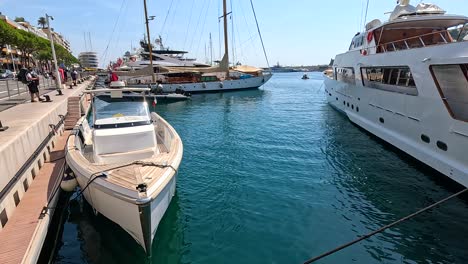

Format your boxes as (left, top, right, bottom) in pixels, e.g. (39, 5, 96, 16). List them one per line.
(324, 0, 468, 186)
(66, 88, 183, 255)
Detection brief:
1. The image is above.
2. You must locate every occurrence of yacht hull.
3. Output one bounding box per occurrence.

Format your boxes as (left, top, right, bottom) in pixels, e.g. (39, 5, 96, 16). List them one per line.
(130, 74, 272, 93)
(324, 71, 468, 187)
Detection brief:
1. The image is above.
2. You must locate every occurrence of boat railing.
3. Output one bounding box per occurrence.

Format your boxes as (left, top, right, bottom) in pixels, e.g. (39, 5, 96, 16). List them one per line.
(151, 113, 174, 152)
(368, 29, 466, 54)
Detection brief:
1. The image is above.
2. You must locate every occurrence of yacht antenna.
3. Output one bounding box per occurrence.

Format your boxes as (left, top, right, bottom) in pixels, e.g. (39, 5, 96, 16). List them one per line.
(143, 0, 156, 82)
(83, 32, 88, 51)
(363, 0, 370, 29)
(88, 31, 93, 51)
(209, 32, 213, 65)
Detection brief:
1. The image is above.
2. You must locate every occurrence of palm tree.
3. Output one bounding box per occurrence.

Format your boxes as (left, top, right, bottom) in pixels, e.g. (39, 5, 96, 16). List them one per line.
(37, 17, 46, 29)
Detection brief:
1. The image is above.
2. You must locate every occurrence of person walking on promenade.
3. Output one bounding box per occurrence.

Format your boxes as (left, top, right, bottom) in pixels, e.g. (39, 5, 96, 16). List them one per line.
(58, 68, 65, 88)
(71, 69, 78, 86)
(26, 67, 43, 102)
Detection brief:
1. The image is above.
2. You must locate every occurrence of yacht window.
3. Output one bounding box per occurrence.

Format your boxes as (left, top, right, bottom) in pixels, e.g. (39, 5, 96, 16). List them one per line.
(431, 64, 468, 122)
(361, 66, 418, 95)
(93, 96, 151, 128)
(336, 67, 355, 85)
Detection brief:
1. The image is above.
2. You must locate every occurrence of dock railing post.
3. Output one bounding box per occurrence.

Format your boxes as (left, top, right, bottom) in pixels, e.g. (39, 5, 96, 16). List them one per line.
(6, 79, 11, 99)
(16, 79, 20, 95)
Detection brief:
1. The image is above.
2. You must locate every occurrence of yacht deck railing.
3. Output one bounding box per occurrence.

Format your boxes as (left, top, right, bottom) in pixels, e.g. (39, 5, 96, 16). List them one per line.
(368, 30, 466, 54)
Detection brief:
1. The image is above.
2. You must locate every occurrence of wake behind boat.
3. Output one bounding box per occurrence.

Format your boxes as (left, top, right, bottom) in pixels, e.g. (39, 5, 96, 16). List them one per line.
(66, 88, 183, 255)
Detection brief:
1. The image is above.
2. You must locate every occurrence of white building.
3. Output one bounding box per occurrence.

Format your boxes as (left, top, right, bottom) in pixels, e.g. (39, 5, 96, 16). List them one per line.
(79, 52, 98, 69)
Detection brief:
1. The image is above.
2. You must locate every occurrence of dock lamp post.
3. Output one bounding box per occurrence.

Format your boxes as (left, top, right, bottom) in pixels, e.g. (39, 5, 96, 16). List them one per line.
(45, 14, 63, 96)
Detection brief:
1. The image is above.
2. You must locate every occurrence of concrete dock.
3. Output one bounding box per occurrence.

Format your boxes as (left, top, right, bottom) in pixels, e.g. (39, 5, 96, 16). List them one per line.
(0, 77, 94, 263)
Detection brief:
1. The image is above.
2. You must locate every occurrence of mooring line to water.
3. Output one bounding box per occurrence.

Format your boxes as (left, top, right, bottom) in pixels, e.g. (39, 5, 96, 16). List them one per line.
(303, 188, 468, 264)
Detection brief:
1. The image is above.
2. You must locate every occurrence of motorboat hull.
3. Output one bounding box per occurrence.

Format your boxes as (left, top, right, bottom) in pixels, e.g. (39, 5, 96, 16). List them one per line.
(66, 156, 177, 255)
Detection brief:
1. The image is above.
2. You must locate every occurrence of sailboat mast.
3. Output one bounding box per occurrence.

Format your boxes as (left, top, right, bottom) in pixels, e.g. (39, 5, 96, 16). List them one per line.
(223, 0, 229, 77)
(144, 0, 156, 82)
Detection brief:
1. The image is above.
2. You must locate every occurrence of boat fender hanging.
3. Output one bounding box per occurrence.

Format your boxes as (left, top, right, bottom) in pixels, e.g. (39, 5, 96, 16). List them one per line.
(367, 31, 373, 43)
(60, 172, 78, 192)
(361, 49, 368, 56)
(219, 82, 224, 88)
(202, 82, 207, 88)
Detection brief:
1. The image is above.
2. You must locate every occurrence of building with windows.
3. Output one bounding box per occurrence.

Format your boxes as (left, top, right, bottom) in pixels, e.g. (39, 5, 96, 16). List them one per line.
(78, 52, 98, 69)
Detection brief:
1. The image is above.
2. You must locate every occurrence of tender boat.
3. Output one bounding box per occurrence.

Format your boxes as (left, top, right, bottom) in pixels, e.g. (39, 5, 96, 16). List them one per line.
(302, 74, 310, 80)
(66, 88, 183, 256)
(324, 0, 468, 187)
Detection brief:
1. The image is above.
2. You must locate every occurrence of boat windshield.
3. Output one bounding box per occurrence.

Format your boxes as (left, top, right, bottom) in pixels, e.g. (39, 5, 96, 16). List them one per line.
(93, 95, 150, 127)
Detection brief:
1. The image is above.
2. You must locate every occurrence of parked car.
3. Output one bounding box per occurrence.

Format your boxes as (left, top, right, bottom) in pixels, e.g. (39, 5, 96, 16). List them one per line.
(0, 69, 16, 79)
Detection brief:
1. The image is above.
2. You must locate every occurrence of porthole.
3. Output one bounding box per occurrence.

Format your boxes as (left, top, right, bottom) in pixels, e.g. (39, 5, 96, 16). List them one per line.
(421, 134, 430, 144)
(358, 98, 361, 101)
(336, 97, 338, 101)
(379, 117, 385, 124)
(343, 101, 346, 105)
(352, 105, 354, 110)
(356, 107, 360, 112)
(347, 103, 350, 107)
(437, 141, 448, 151)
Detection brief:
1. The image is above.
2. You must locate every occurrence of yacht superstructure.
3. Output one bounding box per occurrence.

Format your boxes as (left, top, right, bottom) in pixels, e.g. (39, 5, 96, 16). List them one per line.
(324, 1, 468, 186)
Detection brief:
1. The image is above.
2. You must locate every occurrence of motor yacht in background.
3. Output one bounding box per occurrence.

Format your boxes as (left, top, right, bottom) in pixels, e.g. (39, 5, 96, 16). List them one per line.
(66, 88, 183, 256)
(324, 0, 468, 187)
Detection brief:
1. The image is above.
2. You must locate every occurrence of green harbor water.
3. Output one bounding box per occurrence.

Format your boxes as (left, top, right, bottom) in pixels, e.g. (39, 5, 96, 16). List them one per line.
(51, 73, 468, 264)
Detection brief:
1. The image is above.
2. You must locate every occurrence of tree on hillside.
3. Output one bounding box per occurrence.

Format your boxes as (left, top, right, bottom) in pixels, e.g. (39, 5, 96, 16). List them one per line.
(37, 17, 47, 28)
(14, 17, 25, 22)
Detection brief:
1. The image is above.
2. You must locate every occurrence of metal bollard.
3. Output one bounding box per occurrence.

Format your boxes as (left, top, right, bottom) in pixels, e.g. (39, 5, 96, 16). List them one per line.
(16, 79, 20, 95)
(6, 79, 11, 99)
(0, 121, 9, 132)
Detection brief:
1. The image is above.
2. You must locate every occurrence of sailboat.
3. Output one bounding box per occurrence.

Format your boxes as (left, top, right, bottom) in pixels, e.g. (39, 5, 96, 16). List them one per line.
(116, 0, 272, 93)
(66, 88, 183, 256)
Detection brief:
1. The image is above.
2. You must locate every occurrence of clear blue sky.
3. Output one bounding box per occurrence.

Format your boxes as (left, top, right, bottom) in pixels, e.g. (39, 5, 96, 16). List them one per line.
(1, 0, 467, 67)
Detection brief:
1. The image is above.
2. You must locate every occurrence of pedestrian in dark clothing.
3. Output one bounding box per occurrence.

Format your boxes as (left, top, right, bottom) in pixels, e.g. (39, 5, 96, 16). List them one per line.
(71, 69, 78, 86)
(26, 67, 43, 102)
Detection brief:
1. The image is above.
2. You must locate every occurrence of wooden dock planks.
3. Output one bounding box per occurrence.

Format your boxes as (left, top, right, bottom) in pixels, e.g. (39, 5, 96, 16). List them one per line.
(0, 131, 70, 264)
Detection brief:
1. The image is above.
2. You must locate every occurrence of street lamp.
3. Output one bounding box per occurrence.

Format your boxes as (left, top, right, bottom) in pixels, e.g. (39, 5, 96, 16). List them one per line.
(45, 14, 63, 95)
(6, 45, 16, 74)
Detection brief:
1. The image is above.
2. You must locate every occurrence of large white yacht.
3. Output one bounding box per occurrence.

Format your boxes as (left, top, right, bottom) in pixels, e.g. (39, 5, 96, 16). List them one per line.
(324, 1, 468, 187)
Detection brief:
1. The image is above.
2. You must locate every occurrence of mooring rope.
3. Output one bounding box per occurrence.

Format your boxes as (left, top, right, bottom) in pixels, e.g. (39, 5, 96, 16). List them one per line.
(303, 188, 468, 264)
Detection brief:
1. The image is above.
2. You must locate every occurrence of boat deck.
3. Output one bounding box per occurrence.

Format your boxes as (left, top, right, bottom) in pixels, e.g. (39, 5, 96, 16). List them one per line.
(67, 123, 183, 196)
(0, 131, 70, 264)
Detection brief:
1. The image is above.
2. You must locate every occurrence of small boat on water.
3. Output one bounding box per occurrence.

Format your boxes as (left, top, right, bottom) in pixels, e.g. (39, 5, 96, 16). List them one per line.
(302, 74, 310, 80)
(66, 88, 183, 256)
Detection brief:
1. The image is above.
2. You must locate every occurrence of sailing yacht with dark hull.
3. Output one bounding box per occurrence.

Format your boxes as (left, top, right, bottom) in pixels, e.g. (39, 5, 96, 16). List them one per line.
(324, 0, 468, 187)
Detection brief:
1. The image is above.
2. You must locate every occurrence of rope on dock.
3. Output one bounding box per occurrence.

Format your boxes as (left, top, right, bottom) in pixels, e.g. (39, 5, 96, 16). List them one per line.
(303, 188, 468, 264)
